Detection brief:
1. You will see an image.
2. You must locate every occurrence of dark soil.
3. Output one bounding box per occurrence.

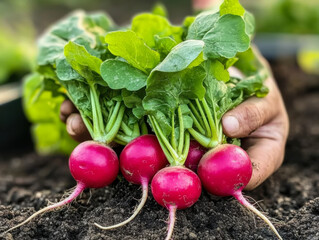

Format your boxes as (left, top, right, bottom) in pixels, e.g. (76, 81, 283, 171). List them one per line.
(0, 59, 319, 240)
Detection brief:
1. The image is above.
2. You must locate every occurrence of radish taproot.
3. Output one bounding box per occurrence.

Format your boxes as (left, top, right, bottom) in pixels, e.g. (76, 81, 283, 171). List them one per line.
(95, 135, 168, 230)
(3, 141, 119, 234)
(198, 144, 283, 240)
(184, 140, 207, 171)
(142, 43, 207, 237)
(145, 109, 203, 239)
(151, 166, 201, 240)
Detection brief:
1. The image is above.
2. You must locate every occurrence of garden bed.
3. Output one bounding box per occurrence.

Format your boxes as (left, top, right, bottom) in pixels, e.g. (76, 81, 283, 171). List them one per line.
(0, 60, 318, 240)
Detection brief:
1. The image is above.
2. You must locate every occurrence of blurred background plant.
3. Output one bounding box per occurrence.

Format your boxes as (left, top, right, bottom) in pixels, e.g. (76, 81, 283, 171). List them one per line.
(243, 0, 319, 34)
(0, 0, 318, 155)
(0, 1, 35, 85)
(242, 0, 319, 75)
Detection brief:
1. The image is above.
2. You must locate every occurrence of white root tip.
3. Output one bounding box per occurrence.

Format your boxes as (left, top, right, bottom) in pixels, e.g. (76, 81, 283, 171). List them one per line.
(165, 205, 177, 240)
(2, 205, 55, 234)
(2, 183, 85, 235)
(234, 192, 283, 240)
(95, 184, 148, 230)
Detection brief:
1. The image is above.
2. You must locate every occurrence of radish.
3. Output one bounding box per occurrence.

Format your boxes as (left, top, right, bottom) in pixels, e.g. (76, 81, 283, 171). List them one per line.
(4, 141, 119, 234)
(184, 140, 207, 171)
(151, 166, 202, 240)
(144, 105, 203, 239)
(95, 134, 168, 230)
(197, 144, 283, 240)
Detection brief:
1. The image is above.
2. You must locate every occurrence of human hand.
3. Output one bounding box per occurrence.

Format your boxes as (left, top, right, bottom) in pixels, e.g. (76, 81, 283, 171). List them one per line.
(223, 58, 289, 190)
(59, 100, 91, 142)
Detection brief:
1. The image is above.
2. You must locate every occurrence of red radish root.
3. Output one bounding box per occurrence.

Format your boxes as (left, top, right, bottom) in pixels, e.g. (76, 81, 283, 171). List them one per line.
(95, 135, 168, 230)
(184, 140, 207, 171)
(3, 141, 119, 234)
(198, 144, 283, 240)
(151, 166, 202, 240)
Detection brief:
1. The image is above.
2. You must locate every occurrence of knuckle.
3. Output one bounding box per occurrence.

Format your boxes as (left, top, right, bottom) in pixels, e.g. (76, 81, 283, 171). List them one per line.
(239, 104, 264, 134)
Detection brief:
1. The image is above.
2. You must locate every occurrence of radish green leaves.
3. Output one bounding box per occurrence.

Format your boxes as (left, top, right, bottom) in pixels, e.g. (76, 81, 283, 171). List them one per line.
(34, 0, 269, 158)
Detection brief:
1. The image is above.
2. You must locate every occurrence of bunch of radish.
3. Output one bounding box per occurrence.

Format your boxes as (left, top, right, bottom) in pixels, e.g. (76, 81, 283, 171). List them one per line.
(2, 1, 284, 239)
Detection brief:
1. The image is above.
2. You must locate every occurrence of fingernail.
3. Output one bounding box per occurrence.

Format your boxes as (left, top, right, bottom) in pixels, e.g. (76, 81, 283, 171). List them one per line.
(222, 116, 239, 135)
(66, 115, 76, 135)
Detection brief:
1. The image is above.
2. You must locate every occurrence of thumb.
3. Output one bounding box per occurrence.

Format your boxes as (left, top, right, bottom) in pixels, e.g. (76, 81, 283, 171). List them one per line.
(222, 96, 277, 138)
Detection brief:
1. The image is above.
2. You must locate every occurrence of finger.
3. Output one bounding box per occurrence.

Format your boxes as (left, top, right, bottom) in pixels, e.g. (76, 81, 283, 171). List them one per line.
(222, 76, 281, 138)
(66, 113, 91, 142)
(60, 100, 78, 123)
(222, 97, 277, 138)
(244, 138, 285, 190)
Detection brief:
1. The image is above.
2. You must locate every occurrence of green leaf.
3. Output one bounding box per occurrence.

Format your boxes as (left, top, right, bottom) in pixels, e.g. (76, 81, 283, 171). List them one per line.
(234, 48, 259, 76)
(23, 71, 63, 105)
(64, 41, 103, 82)
(64, 41, 102, 74)
(203, 14, 250, 59)
(187, 11, 219, 40)
(63, 80, 92, 118)
(23, 73, 77, 155)
(84, 12, 114, 32)
(37, 11, 114, 67)
(131, 13, 183, 48)
(180, 104, 193, 129)
(56, 58, 84, 81)
(200, 61, 240, 124)
(220, 0, 245, 17)
(232, 72, 269, 98)
(149, 111, 172, 137)
(183, 115, 193, 129)
(41, 78, 64, 98)
(244, 11, 255, 38)
(122, 89, 144, 108)
(224, 57, 239, 69)
(210, 60, 230, 82)
(105, 30, 160, 73)
(100, 59, 147, 91)
(183, 16, 196, 29)
(51, 13, 86, 40)
(154, 35, 177, 59)
(202, 57, 268, 123)
(152, 3, 168, 17)
(37, 65, 58, 81)
(37, 34, 66, 65)
(153, 40, 205, 73)
(23, 73, 61, 122)
(143, 66, 206, 114)
(31, 122, 77, 155)
(122, 89, 145, 119)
